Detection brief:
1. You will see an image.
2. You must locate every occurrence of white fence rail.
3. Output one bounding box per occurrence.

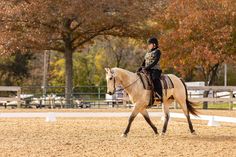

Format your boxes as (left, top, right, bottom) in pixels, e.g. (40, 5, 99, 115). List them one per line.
(0, 112, 235, 126)
(187, 86, 236, 110)
(0, 86, 21, 108)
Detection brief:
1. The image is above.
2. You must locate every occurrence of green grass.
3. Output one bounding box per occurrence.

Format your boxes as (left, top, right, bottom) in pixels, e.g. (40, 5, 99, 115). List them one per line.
(196, 103, 236, 110)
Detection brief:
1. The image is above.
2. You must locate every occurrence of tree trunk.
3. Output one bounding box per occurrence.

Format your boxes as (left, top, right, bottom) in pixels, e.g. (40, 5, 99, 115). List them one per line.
(203, 63, 220, 109)
(203, 90, 209, 109)
(64, 43, 73, 108)
(42, 50, 50, 96)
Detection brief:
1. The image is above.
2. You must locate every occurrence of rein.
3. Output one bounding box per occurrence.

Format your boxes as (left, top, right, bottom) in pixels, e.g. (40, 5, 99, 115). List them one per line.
(114, 76, 140, 92)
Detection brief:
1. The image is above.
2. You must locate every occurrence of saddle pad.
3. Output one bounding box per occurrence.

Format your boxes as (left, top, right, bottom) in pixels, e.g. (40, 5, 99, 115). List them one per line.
(160, 75, 174, 90)
(138, 72, 174, 90)
(137, 72, 152, 90)
(160, 75, 174, 96)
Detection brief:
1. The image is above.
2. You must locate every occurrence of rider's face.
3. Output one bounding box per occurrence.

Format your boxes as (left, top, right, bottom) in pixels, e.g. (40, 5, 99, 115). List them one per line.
(148, 43, 154, 50)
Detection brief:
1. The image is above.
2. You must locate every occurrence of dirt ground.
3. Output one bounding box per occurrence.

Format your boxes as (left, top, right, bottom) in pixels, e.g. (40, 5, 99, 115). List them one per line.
(0, 109, 236, 157)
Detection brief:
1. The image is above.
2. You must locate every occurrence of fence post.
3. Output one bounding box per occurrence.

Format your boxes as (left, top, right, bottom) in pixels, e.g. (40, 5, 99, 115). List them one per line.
(212, 91, 214, 105)
(98, 87, 101, 100)
(203, 90, 209, 109)
(229, 91, 233, 110)
(17, 88, 21, 108)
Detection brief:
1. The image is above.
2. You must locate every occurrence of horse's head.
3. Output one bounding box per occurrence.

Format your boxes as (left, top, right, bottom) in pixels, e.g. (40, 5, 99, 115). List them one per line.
(105, 68, 117, 95)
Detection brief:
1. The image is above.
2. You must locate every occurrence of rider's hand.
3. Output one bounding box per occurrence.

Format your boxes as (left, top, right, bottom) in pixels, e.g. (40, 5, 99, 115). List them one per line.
(136, 67, 142, 73)
(142, 67, 148, 73)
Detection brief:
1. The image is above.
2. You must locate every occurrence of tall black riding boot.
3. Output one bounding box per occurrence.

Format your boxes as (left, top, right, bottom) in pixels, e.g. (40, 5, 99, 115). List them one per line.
(155, 79, 162, 99)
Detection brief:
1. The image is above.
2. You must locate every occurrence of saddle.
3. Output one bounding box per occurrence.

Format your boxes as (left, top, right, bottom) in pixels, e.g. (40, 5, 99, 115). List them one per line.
(137, 72, 174, 105)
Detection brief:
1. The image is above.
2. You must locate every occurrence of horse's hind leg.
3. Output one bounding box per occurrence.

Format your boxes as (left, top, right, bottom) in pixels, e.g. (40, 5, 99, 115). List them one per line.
(175, 98, 195, 134)
(185, 111, 195, 134)
(122, 107, 139, 137)
(140, 109, 158, 135)
(161, 100, 172, 135)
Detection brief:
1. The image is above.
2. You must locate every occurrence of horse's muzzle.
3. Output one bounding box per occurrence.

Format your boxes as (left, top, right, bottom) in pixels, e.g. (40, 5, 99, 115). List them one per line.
(107, 92, 113, 95)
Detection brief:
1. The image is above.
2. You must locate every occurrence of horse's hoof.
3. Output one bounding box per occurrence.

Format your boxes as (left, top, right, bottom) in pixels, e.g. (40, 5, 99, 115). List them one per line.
(121, 134, 127, 138)
(160, 132, 165, 136)
(153, 132, 159, 136)
(191, 131, 197, 135)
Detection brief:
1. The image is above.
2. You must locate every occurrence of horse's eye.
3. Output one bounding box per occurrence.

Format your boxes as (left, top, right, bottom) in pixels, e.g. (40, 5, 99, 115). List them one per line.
(109, 77, 112, 80)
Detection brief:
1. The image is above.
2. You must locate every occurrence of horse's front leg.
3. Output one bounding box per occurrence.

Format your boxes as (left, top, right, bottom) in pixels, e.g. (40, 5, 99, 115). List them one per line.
(161, 100, 172, 135)
(121, 107, 139, 137)
(140, 109, 158, 135)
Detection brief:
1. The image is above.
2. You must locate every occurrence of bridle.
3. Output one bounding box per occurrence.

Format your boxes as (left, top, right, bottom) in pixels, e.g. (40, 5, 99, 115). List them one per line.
(111, 74, 140, 92)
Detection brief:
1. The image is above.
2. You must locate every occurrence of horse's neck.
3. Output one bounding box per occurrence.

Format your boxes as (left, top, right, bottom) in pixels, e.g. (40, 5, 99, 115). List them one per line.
(116, 69, 139, 95)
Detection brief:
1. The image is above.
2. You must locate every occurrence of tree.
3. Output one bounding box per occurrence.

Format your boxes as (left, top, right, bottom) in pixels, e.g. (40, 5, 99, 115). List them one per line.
(101, 37, 145, 69)
(0, 51, 34, 85)
(159, 0, 235, 108)
(49, 37, 146, 87)
(0, 0, 161, 107)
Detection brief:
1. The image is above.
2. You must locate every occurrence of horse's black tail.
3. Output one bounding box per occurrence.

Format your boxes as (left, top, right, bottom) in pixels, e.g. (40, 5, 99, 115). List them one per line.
(180, 79, 198, 116)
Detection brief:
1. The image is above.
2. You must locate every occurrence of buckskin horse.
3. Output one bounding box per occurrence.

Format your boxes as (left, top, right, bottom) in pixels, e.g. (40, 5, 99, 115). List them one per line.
(105, 67, 198, 137)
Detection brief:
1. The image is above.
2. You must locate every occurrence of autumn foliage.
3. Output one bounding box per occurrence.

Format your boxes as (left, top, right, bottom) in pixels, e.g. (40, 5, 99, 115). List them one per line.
(160, 0, 235, 85)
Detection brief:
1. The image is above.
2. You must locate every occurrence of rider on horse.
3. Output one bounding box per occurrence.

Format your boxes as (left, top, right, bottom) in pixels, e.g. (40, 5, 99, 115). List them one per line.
(137, 36, 162, 100)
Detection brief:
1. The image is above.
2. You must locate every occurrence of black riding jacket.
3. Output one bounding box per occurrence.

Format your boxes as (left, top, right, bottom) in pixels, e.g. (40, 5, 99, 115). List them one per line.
(142, 47, 161, 71)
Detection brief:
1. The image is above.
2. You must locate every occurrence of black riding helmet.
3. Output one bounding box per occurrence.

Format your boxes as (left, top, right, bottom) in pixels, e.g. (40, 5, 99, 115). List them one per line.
(147, 37, 159, 48)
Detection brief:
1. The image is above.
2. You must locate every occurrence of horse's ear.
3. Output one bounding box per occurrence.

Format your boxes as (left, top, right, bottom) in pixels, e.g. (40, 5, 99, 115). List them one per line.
(105, 68, 110, 73)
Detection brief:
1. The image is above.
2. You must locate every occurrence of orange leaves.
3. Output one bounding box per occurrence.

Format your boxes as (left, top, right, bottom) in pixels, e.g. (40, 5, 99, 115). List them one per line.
(0, 0, 157, 55)
(159, 0, 235, 82)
